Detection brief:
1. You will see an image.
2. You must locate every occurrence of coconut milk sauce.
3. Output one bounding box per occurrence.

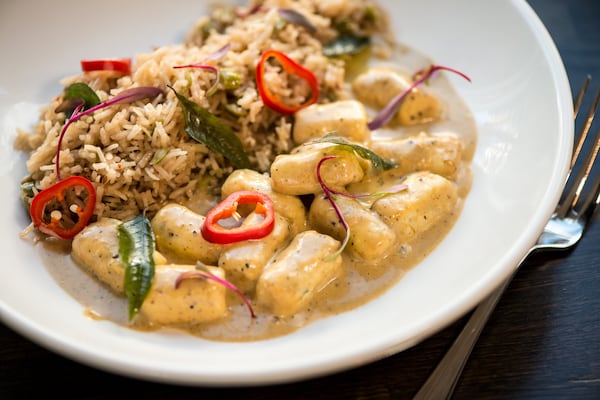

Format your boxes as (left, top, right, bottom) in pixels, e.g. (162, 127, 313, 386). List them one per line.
(39, 43, 477, 342)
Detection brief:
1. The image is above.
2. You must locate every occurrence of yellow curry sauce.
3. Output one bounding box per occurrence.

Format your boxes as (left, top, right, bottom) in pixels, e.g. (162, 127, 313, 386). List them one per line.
(34, 39, 477, 342)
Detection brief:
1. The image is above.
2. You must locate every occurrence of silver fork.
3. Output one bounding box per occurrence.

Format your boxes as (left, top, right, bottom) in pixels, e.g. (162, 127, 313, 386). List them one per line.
(413, 76, 600, 400)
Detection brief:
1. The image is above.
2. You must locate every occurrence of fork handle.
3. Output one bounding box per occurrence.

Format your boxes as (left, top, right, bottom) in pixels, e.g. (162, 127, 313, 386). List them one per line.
(413, 272, 516, 400)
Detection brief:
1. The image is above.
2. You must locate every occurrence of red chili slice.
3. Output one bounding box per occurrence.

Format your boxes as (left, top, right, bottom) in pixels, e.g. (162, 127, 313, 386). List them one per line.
(255, 49, 320, 114)
(201, 190, 275, 244)
(81, 58, 131, 74)
(29, 176, 97, 240)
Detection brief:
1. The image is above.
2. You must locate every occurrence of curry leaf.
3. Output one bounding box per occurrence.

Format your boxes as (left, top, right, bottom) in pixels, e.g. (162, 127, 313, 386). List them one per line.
(323, 35, 370, 57)
(118, 214, 156, 321)
(278, 8, 317, 33)
(313, 134, 398, 170)
(170, 86, 251, 169)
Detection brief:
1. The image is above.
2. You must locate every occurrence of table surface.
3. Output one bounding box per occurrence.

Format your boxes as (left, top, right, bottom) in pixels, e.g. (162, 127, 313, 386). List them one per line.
(2, 1, 599, 399)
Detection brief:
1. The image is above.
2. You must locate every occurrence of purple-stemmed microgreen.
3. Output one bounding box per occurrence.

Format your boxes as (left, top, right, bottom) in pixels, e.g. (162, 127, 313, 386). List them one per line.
(317, 155, 351, 261)
(317, 155, 409, 260)
(326, 183, 408, 208)
(367, 64, 471, 130)
(175, 262, 256, 318)
(55, 82, 100, 117)
(234, 3, 263, 18)
(173, 43, 231, 96)
(55, 102, 84, 181)
(55, 86, 163, 180)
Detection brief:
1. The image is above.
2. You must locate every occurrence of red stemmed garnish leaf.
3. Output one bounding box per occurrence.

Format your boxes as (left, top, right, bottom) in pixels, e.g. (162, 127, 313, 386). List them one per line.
(173, 43, 231, 96)
(368, 64, 471, 130)
(316, 155, 408, 259)
(175, 263, 256, 318)
(55, 86, 163, 180)
(316, 155, 351, 260)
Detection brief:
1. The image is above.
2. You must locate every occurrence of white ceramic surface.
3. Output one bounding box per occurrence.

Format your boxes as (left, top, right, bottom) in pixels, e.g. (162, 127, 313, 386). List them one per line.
(0, 0, 572, 386)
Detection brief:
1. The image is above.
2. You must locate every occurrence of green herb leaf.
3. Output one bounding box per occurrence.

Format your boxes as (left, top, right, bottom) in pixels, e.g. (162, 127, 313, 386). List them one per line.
(118, 214, 156, 321)
(314, 135, 398, 170)
(55, 82, 101, 117)
(170, 87, 251, 169)
(64, 82, 101, 107)
(323, 35, 370, 57)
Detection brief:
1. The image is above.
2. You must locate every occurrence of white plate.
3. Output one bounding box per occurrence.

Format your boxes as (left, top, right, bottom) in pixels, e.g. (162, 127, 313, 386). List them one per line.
(0, 0, 572, 386)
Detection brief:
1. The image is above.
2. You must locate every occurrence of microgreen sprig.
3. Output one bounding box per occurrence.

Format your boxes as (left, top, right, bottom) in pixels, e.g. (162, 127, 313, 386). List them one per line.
(316, 155, 351, 261)
(173, 43, 231, 96)
(175, 262, 256, 318)
(317, 155, 408, 260)
(325, 183, 408, 207)
(367, 64, 471, 130)
(55, 86, 163, 180)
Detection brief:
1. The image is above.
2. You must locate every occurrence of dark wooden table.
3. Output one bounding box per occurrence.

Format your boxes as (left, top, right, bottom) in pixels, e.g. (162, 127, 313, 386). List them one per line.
(2, 1, 599, 399)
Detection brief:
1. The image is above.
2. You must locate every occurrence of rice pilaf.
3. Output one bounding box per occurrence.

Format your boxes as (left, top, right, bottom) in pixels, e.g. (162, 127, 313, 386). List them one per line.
(15, 0, 387, 221)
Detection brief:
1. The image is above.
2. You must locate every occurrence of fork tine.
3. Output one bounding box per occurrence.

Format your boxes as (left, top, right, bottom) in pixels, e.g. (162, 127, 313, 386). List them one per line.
(556, 120, 600, 219)
(573, 75, 592, 119)
(555, 82, 600, 219)
(573, 75, 591, 119)
(575, 128, 600, 221)
(571, 81, 600, 169)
